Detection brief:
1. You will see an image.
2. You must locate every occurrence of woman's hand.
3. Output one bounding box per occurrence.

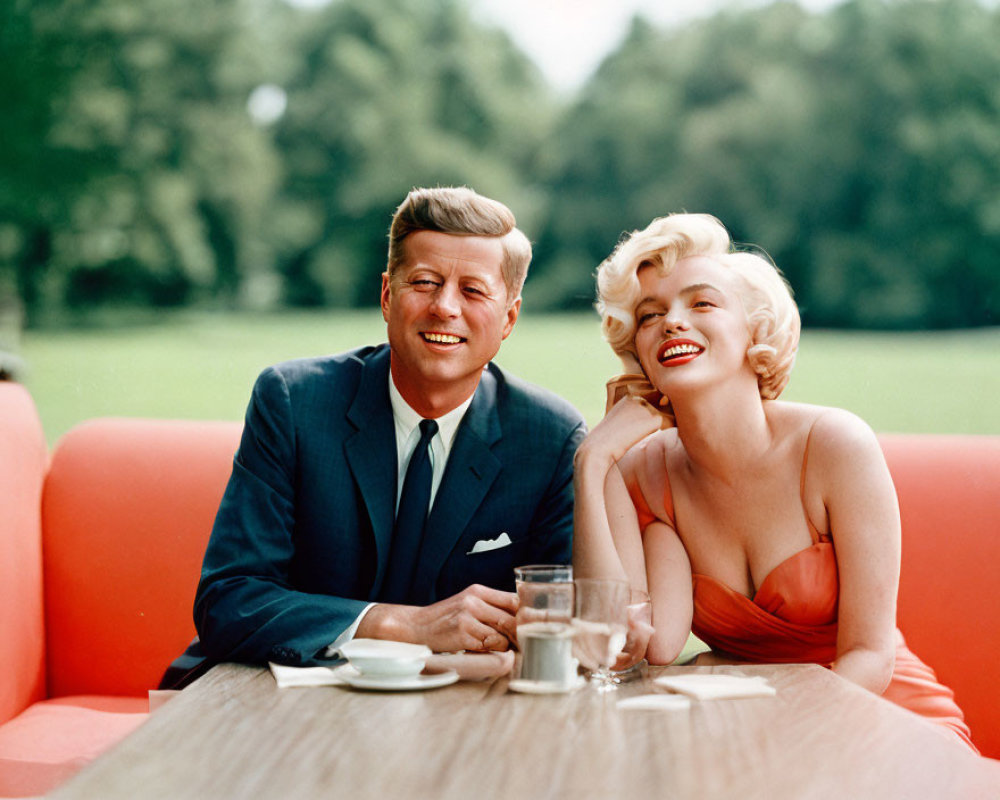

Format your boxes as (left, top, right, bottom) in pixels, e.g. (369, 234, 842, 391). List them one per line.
(575, 395, 667, 472)
(613, 592, 655, 671)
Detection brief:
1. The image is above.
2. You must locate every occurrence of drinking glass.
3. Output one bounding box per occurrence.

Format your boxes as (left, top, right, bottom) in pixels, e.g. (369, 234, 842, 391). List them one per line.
(513, 565, 575, 686)
(573, 578, 629, 691)
(614, 588, 653, 677)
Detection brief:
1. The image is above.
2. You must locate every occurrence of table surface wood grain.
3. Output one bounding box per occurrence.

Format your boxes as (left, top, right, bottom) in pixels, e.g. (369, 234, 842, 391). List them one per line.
(52, 662, 1000, 799)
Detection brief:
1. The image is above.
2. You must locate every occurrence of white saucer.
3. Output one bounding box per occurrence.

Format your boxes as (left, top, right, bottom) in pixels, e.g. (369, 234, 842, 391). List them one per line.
(333, 664, 459, 692)
(507, 675, 586, 695)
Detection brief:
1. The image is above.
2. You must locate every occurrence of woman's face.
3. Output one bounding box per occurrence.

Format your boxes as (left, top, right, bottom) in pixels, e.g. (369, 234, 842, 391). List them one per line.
(632, 255, 754, 396)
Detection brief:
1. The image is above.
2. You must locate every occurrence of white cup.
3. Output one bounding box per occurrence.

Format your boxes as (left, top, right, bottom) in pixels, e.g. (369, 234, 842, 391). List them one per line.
(339, 639, 431, 679)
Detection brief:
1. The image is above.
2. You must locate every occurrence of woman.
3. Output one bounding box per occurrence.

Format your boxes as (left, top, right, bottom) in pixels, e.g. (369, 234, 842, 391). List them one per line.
(573, 213, 975, 751)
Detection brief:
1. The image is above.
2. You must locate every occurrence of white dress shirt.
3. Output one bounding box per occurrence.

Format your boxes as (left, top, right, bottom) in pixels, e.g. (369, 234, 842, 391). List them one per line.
(324, 372, 474, 656)
(388, 375, 473, 511)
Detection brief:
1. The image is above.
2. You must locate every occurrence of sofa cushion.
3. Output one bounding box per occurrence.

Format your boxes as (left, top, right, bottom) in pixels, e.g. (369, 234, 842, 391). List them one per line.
(42, 418, 242, 697)
(883, 434, 1000, 759)
(0, 695, 147, 797)
(0, 382, 47, 725)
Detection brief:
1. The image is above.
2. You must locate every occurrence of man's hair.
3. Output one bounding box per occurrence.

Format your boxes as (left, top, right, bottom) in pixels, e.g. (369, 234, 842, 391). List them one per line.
(387, 187, 531, 300)
(596, 213, 800, 400)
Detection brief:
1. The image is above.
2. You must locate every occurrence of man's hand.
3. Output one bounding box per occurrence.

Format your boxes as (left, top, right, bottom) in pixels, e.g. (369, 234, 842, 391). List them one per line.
(357, 584, 518, 653)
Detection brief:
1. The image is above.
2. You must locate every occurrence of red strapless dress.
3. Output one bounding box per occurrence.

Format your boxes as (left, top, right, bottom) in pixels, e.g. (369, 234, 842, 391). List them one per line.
(629, 481, 977, 753)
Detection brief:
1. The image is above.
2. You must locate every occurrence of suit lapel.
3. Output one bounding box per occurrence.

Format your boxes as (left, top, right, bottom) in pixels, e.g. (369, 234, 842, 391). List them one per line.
(343, 347, 397, 596)
(411, 369, 502, 603)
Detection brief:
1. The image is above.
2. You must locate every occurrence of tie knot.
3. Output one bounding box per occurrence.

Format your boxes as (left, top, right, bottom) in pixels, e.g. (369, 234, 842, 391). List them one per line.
(418, 418, 438, 443)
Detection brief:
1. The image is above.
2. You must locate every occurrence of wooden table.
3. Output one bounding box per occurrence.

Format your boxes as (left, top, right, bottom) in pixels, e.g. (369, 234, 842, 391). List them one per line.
(52, 662, 999, 799)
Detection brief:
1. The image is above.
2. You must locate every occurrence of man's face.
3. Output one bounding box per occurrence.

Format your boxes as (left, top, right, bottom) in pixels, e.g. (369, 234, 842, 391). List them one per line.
(381, 230, 520, 410)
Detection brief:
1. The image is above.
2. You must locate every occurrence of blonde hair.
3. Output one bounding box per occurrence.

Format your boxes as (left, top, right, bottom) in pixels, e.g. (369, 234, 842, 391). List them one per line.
(387, 187, 531, 300)
(596, 213, 800, 400)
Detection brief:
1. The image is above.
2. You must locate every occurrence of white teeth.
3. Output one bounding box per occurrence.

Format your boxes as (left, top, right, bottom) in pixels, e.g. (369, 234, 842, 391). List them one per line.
(424, 333, 462, 344)
(660, 344, 701, 360)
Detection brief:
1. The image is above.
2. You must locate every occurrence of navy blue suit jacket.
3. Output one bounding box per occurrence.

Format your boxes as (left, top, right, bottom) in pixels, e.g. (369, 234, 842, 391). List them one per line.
(190, 343, 585, 669)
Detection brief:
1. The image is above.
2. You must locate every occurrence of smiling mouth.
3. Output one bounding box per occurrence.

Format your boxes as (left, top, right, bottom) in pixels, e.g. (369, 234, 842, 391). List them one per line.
(421, 332, 465, 344)
(658, 341, 704, 364)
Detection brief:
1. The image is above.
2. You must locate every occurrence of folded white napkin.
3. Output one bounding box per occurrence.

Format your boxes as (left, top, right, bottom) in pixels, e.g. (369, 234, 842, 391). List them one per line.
(616, 694, 692, 711)
(654, 673, 776, 700)
(269, 662, 347, 688)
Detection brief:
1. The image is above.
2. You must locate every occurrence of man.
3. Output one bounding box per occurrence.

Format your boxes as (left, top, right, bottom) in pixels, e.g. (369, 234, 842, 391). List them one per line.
(162, 187, 585, 685)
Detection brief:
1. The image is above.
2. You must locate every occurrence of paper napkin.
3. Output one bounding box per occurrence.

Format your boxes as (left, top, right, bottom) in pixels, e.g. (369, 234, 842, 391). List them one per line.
(654, 673, 776, 700)
(617, 694, 692, 711)
(269, 662, 347, 688)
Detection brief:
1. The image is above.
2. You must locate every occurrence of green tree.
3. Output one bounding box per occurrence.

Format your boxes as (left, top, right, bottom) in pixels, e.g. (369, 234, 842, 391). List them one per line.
(532, 0, 1000, 328)
(267, 0, 555, 307)
(3, 0, 280, 322)
(0, 0, 88, 322)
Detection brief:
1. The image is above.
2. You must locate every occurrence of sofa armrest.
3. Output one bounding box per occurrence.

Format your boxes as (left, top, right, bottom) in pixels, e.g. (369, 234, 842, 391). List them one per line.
(0, 382, 48, 724)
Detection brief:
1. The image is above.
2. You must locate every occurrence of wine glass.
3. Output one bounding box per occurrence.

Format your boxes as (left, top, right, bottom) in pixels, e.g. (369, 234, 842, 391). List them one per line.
(614, 588, 654, 677)
(573, 578, 629, 691)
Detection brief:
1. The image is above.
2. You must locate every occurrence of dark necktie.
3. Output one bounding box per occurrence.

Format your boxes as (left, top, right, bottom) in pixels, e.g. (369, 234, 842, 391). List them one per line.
(381, 418, 438, 603)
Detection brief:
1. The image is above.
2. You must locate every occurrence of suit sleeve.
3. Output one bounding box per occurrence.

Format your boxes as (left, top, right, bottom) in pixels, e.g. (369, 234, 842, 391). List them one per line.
(194, 367, 366, 666)
(524, 419, 587, 565)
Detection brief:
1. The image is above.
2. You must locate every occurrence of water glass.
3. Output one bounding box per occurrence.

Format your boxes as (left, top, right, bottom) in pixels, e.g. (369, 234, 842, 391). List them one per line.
(513, 564, 575, 686)
(573, 578, 629, 691)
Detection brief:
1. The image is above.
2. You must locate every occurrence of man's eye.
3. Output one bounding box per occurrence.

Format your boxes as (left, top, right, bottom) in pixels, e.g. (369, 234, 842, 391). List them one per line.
(411, 279, 439, 289)
(463, 286, 485, 296)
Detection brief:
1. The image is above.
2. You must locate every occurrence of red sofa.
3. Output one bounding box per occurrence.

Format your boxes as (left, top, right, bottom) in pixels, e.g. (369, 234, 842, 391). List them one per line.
(0, 381, 240, 796)
(0, 381, 997, 796)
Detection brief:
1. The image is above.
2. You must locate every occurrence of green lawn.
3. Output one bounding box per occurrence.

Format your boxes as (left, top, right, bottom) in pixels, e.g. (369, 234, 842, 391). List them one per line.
(19, 310, 1000, 445)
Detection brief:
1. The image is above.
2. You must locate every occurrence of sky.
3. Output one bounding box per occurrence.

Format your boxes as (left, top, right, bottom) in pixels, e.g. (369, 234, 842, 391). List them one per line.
(281, 0, 847, 94)
(467, 0, 844, 92)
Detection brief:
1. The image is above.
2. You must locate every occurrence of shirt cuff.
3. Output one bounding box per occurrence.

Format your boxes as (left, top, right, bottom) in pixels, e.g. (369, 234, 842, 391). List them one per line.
(323, 603, 376, 658)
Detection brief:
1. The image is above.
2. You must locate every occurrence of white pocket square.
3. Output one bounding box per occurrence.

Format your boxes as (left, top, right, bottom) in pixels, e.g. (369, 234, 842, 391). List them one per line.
(467, 532, 512, 554)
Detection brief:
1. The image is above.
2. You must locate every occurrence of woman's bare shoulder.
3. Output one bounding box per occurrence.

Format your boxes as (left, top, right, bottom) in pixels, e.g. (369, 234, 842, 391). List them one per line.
(616, 429, 678, 525)
(618, 428, 677, 474)
(768, 401, 881, 468)
(767, 400, 871, 437)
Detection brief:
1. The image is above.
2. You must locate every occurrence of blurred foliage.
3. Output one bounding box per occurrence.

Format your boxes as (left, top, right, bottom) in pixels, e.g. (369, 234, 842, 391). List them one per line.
(265, 0, 554, 307)
(531, 0, 1000, 328)
(2, 0, 998, 330)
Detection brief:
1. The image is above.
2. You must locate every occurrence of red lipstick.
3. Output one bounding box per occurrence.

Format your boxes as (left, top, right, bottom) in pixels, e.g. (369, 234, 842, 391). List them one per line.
(656, 338, 704, 367)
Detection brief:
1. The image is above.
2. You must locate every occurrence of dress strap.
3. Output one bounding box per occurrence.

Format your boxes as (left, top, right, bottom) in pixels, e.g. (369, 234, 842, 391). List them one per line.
(800, 427, 830, 544)
(662, 461, 676, 526)
(624, 438, 676, 530)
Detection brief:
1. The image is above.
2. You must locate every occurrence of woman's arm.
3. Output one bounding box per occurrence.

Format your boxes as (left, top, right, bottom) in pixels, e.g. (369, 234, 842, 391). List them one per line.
(643, 521, 694, 664)
(810, 409, 900, 694)
(573, 396, 682, 668)
(572, 396, 664, 583)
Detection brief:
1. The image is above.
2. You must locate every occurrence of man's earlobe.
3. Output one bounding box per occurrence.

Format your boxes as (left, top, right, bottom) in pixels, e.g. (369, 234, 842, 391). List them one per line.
(502, 297, 522, 339)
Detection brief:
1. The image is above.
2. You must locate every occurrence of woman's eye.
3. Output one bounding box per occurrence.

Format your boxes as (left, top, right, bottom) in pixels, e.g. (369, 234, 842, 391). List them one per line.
(693, 300, 715, 309)
(637, 312, 661, 325)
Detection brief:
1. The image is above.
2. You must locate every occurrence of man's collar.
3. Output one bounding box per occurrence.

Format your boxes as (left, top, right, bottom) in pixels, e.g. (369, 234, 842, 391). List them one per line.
(388, 373, 474, 450)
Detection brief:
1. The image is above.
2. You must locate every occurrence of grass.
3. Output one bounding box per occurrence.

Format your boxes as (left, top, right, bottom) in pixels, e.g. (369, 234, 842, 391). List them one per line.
(19, 310, 1000, 445)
